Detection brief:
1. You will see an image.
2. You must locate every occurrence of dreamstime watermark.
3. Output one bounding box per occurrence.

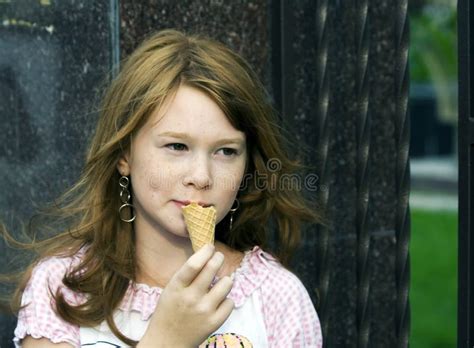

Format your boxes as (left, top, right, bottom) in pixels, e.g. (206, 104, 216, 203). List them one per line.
(146, 158, 328, 192)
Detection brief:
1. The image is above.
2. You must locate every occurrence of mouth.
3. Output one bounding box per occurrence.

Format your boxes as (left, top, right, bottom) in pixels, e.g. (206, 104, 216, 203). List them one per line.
(173, 200, 213, 208)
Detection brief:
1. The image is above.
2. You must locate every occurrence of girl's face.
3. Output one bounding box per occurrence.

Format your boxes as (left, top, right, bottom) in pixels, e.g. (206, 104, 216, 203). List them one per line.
(117, 85, 247, 240)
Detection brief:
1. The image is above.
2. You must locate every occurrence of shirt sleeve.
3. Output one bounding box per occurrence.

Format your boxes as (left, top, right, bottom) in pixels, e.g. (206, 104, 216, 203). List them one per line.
(13, 256, 83, 348)
(260, 265, 323, 348)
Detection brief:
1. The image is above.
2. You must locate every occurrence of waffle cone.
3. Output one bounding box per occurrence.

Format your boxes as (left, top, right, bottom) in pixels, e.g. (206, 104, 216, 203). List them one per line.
(182, 202, 217, 252)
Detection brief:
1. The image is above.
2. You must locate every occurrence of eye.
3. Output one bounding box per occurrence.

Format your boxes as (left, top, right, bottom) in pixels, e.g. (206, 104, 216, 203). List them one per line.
(166, 143, 187, 151)
(219, 148, 238, 156)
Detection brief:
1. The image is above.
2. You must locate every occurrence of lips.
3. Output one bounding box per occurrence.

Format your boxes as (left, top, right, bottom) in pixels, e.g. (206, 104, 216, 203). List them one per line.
(173, 200, 213, 208)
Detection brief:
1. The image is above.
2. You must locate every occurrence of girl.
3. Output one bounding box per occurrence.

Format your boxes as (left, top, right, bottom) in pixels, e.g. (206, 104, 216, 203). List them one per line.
(8, 29, 323, 347)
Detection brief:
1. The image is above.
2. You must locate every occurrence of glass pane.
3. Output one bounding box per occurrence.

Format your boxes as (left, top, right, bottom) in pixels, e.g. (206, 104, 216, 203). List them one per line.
(409, 0, 457, 347)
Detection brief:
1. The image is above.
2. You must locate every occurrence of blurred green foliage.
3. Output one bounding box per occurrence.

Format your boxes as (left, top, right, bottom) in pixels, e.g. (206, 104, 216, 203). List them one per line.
(410, 208, 457, 348)
(410, 4, 457, 83)
(409, 0, 457, 122)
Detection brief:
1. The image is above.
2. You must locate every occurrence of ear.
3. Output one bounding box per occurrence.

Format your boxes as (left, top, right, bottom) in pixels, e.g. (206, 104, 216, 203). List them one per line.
(117, 152, 131, 176)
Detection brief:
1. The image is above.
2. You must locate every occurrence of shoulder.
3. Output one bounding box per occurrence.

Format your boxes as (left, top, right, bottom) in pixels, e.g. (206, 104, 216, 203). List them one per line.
(14, 252, 85, 346)
(253, 248, 313, 303)
(247, 247, 308, 289)
(23, 251, 85, 306)
(241, 247, 323, 347)
(231, 246, 313, 307)
(31, 252, 80, 278)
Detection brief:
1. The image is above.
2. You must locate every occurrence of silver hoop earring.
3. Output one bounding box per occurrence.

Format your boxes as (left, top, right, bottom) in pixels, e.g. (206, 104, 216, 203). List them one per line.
(119, 175, 136, 223)
(229, 199, 240, 231)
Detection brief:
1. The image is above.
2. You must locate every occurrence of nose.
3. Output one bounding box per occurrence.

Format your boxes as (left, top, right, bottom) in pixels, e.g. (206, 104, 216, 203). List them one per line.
(183, 155, 213, 189)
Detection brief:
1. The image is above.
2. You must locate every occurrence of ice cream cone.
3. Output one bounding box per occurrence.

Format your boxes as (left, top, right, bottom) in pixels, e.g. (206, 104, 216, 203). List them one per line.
(182, 202, 217, 252)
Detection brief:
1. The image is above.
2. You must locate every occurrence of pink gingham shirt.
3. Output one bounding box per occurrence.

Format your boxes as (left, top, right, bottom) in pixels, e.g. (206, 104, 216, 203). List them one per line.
(14, 246, 322, 347)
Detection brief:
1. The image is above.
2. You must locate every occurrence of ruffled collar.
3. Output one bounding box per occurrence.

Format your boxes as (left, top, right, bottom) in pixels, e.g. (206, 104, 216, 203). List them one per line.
(119, 246, 278, 321)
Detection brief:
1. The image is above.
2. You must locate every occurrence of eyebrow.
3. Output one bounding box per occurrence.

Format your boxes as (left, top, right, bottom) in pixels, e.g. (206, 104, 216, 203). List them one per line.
(157, 131, 245, 145)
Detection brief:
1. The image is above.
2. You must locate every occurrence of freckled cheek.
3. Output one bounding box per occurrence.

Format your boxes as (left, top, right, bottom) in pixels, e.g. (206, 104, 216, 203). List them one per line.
(148, 165, 181, 192)
(213, 171, 245, 192)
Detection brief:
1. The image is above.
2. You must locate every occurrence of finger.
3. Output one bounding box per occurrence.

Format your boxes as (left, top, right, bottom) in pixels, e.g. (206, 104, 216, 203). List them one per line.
(173, 244, 215, 287)
(211, 298, 235, 331)
(205, 276, 234, 307)
(191, 251, 225, 291)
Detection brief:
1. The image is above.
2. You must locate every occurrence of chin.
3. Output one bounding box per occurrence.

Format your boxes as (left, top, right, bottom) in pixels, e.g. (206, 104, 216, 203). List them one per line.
(171, 225, 190, 239)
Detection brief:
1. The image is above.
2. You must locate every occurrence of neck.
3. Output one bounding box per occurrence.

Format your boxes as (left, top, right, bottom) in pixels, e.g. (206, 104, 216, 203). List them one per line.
(133, 214, 244, 288)
(134, 215, 194, 288)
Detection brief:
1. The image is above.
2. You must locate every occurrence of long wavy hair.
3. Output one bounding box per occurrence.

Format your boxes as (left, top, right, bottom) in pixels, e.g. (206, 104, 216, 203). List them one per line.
(2, 29, 325, 345)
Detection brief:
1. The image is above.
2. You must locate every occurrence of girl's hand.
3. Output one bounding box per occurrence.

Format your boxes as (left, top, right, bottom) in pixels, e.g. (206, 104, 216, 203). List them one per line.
(137, 244, 234, 348)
